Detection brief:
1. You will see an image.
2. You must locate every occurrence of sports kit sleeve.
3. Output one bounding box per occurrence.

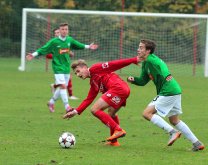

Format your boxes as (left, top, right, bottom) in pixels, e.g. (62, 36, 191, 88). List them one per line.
(90, 57, 138, 74)
(132, 63, 150, 86)
(76, 85, 99, 115)
(36, 39, 55, 56)
(70, 38, 86, 50)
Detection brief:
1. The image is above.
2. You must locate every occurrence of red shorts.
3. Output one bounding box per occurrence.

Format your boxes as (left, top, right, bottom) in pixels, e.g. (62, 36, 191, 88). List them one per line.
(101, 82, 130, 109)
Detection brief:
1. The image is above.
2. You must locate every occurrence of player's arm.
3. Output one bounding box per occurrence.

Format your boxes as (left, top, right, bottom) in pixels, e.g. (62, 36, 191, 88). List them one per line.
(26, 53, 35, 61)
(69, 51, 74, 57)
(36, 40, 54, 56)
(76, 88, 98, 114)
(70, 38, 98, 50)
(127, 67, 150, 86)
(63, 86, 99, 119)
(91, 56, 140, 74)
(26, 39, 54, 61)
(88, 42, 98, 50)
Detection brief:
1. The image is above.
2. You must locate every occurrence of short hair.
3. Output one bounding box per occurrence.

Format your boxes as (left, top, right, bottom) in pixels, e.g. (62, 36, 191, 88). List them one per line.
(71, 59, 88, 70)
(52, 27, 59, 33)
(59, 23, 68, 27)
(140, 39, 156, 54)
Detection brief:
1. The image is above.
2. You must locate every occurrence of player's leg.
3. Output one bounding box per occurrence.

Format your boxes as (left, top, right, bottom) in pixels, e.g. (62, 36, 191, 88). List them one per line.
(48, 74, 71, 112)
(47, 85, 61, 112)
(91, 98, 122, 131)
(105, 107, 121, 146)
(143, 96, 181, 146)
(143, 105, 177, 133)
(60, 74, 72, 112)
(47, 74, 62, 112)
(91, 98, 125, 141)
(50, 83, 59, 94)
(67, 74, 79, 100)
(169, 115, 205, 151)
(67, 77, 73, 97)
(108, 107, 120, 136)
(100, 91, 128, 141)
(167, 94, 204, 150)
(105, 85, 130, 142)
(94, 83, 129, 142)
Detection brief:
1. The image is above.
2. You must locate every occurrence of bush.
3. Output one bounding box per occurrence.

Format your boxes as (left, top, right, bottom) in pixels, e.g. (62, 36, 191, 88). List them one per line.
(0, 38, 21, 57)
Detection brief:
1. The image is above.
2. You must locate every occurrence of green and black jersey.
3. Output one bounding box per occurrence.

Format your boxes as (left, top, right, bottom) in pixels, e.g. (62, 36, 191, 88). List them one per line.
(132, 54, 181, 96)
(36, 36, 86, 74)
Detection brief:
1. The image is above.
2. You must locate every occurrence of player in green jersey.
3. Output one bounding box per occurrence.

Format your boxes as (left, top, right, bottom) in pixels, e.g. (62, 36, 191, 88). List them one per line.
(26, 23, 98, 113)
(127, 39, 204, 151)
(46, 28, 79, 100)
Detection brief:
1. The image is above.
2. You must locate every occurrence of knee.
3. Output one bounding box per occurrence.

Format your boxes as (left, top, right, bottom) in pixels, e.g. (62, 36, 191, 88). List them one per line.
(169, 116, 180, 126)
(90, 107, 97, 115)
(60, 84, 66, 89)
(142, 106, 156, 121)
(170, 119, 180, 126)
(108, 111, 115, 117)
(142, 111, 152, 121)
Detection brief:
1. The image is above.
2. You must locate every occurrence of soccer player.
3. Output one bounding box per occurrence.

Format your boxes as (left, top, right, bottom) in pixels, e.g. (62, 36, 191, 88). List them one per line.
(63, 56, 141, 146)
(26, 23, 98, 113)
(127, 39, 205, 151)
(45, 28, 60, 59)
(46, 28, 79, 100)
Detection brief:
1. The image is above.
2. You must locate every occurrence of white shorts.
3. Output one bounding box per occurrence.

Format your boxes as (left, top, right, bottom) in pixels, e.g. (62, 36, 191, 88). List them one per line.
(148, 95, 182, 117)
(54, 74, 70, 86)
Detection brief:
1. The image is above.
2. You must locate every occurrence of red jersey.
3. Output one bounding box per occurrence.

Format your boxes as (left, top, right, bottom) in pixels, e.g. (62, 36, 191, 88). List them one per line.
(76, 57, 138, 114)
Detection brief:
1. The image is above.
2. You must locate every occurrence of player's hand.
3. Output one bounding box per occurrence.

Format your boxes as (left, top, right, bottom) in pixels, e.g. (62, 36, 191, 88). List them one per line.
(63, 109, 78, 119)
(66, 106, 74, 112)
(26, 53, 34, 61)
(136, 56, 143, 63)
(69, 51, 74, 57)
(89, 43, 98, 50)
(127, 76, 134, 83)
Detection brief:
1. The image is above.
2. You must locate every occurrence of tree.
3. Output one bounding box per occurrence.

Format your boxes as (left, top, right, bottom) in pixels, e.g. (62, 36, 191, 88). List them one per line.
(73, 0, 123, 11)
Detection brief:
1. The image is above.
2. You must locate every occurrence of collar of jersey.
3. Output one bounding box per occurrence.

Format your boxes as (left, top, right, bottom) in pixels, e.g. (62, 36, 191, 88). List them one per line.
(59, 36, 67, 41)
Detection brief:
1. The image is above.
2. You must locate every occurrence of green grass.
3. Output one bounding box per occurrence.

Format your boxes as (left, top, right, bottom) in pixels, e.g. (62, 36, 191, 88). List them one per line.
(0, 58, 208, 165)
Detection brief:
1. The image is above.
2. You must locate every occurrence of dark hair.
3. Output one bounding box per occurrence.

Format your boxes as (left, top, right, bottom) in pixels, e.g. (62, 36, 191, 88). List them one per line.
(71, 59, 88, 70)
(52, 27, 59, 33)
(140, 39, 156, 54)
(59, 23, 68, 27)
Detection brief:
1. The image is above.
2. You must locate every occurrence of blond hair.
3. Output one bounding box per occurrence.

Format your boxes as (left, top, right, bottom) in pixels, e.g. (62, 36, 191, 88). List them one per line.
(71, 59, 88, 70)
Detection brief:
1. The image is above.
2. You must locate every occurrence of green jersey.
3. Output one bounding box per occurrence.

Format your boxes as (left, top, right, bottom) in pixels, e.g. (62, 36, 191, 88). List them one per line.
(36, 36, 86, 74)
(133, 54, 181, 96)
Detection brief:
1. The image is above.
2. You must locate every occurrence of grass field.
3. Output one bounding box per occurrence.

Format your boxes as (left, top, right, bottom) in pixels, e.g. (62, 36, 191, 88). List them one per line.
(0, 58, 208, 165)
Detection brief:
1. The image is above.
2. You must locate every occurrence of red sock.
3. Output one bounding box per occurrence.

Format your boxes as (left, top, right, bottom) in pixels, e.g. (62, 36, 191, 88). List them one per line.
(110, 115, 120, 135)
(112, 115, 120, 125)
(94, 110, 121, 131)
(67, 79, 72, 96)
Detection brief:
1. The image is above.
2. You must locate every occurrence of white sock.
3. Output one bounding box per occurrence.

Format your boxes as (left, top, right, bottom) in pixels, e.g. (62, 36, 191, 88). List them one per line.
(49, 88, 60, 104)
(60, 88, 70, 109)
(150, 114, 174, 133)
(175, 120, 198, 143)
(53, 87, 60, 100)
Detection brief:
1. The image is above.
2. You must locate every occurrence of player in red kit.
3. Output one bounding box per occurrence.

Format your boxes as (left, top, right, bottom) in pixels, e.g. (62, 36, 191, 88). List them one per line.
(63, 56, 140, 146)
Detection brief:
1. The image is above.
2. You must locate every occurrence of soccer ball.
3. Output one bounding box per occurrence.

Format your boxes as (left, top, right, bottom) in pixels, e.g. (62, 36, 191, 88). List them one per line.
(58, 132, 76, 148)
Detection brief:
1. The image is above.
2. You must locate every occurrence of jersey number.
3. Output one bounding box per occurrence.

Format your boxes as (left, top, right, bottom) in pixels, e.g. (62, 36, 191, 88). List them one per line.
(153, 96, 159, 101)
